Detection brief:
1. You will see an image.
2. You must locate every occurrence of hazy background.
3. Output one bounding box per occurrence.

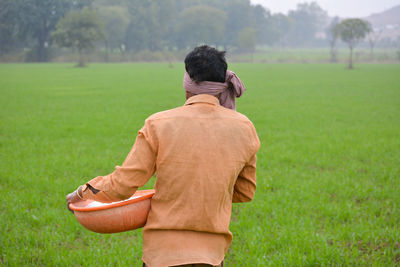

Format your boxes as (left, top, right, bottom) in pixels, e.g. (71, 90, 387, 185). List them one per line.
(0, 0, 399, 63)
(251, 0, 400, 17)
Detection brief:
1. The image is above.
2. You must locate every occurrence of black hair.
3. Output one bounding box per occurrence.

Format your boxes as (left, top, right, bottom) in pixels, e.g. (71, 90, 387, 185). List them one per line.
(184, 45, 228, 83)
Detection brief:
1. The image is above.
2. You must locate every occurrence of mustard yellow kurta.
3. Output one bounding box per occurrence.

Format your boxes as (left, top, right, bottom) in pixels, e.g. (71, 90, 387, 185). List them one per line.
(81, 94, 260, 267)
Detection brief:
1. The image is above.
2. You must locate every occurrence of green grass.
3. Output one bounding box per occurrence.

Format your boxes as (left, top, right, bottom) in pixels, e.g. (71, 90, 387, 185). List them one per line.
(228, 48, 399, 63)
(0, 63, 399, 266)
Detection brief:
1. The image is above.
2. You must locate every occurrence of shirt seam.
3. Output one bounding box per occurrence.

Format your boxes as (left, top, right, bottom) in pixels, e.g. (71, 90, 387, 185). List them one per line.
(142, 256, 223, 267)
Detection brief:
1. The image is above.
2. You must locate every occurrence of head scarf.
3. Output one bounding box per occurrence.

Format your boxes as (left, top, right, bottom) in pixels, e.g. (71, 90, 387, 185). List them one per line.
(183, 70, 246, 110)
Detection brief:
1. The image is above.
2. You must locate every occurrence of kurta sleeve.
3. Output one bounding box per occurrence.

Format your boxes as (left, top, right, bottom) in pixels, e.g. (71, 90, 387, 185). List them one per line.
(232, 154, 257, 203)
(81, 124, 157, 202)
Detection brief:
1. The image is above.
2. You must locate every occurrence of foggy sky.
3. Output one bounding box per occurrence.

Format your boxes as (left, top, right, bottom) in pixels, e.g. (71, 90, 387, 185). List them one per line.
(250, 0, 400, 17)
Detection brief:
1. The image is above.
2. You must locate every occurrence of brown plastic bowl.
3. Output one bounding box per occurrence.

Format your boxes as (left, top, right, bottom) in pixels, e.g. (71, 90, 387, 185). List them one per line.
(69, 189, 155, 234)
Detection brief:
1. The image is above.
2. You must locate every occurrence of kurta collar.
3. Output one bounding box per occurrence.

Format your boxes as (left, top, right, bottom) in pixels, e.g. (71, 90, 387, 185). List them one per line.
(184, 94, 220, 107)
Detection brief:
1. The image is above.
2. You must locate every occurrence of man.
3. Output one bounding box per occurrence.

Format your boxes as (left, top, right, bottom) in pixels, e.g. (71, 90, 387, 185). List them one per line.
(67, 45, 260, 267)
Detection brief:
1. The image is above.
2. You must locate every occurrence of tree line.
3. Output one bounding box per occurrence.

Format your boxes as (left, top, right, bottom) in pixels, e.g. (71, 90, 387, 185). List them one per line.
(0, 0, 375, 64)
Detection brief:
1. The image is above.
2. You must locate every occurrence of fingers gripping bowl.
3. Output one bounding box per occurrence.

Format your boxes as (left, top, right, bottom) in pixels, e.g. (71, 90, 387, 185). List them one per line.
(69, 189, 155, 233)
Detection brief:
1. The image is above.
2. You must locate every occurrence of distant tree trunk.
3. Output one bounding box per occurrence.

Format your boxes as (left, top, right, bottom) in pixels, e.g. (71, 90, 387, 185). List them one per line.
(37, 30, 47, 62)
(369, 40, 374, 60)
(329, 39, 337, 63)
(37, 16, 50, 62)
(367, 30, 381, 61)
(104, 41, 109, 63)
(348, 46, 353, 69)
(78, 48, 85, 67)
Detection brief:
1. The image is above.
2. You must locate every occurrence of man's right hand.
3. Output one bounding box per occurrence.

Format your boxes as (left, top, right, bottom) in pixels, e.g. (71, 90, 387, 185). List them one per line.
(66, 187, 83, 213)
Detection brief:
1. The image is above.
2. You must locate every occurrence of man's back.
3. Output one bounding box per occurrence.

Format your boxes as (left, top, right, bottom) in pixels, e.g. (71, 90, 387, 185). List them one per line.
(142, 94, 260, 266)
(67, 45, 260, 267)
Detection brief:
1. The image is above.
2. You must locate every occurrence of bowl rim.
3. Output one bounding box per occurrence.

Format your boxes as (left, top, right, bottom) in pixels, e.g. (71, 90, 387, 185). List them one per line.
(69, 189, 155, 212)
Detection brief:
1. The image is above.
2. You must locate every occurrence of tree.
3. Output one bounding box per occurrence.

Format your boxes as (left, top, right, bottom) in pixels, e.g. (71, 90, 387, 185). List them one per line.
(237, 27, 256, 61)
(334, 18, 371, 69)
(271, 13, 293, 48)
(287, 2, 328, 46)
(15, 0, 91, 62)
(325, 16, 340, 62)
(52, 8, 105, 67)
(222, 0, 252, 49)
(96, 5, 130, 61)
(250, 4, 276, 46)
(0, 0, 19, 55)
(124, 0, 176, 52)
(124, 1, 151, 52)
(175, 5, 227, 49)
(367, 27, 382, 60)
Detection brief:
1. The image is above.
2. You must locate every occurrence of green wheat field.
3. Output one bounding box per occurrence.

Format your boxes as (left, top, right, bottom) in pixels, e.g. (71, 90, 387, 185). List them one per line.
(0, 63, 399, 266)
